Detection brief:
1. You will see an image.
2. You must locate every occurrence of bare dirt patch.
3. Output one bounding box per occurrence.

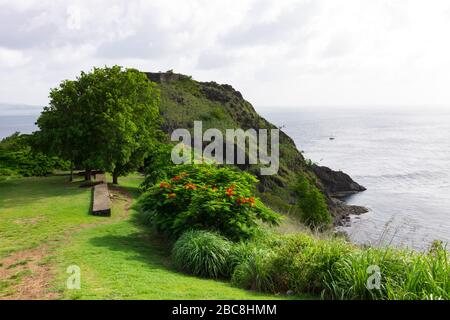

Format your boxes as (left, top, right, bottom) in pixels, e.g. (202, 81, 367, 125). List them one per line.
(0, 245, 57, 300)
(14, 215, 47, 225)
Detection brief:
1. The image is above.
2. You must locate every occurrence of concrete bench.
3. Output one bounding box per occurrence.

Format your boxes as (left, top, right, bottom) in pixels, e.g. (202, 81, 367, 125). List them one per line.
(92, 174, 111, 216)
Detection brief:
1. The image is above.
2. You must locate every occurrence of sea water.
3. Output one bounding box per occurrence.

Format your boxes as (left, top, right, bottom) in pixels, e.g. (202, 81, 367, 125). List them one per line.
(260, 107, 450, 250)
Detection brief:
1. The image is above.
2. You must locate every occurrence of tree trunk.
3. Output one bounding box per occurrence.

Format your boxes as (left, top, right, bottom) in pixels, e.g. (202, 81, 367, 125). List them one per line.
(112, 172, 119, 185)
(69, 160, 73, 182)
(84, 169, 92, 181)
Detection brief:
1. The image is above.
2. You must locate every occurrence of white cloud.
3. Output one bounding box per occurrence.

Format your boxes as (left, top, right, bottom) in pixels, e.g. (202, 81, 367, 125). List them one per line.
(1, 0, 450, 109)
(0, 47, 30, 68)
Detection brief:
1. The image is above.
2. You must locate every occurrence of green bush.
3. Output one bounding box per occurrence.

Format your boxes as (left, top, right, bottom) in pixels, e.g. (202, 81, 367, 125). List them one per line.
(139, 163, 281, 240)
(227, 232, 450, 300)
(171, 230, 231, 278)
(229, 233, 350, 295)
(141, 143, 174, 190)
(294, 173, 331, 229)
(231, 248, 277, 293)
(0, 133, 70, 177)
(226, 242, 255, 277)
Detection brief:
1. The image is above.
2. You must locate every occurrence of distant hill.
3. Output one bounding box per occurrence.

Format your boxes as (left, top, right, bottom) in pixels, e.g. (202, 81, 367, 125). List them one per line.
(146, 71, 367, 223)
(0, 103, 42, 116)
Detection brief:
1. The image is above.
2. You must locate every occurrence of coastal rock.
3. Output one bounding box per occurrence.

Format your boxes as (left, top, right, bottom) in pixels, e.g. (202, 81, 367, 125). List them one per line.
(329, 197, 369, 226)
(312, 165, 366, 197)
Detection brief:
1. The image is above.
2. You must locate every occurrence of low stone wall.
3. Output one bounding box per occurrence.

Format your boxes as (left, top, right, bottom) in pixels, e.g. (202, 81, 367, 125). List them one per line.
(92, 174, 111, 216)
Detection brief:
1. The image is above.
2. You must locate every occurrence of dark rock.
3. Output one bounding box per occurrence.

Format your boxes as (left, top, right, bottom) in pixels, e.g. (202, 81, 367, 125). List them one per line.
(329, 197, 369, 226)
(200, 85, 231, 103)
(312, 165, 366, 197)
(145, 71, 189, 83)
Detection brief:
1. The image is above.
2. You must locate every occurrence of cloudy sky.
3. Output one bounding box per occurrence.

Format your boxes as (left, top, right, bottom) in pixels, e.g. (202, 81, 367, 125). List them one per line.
(1, 0, 450, 110)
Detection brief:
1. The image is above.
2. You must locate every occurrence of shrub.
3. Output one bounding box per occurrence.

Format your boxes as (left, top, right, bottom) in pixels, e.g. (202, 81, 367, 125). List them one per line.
(227, 232, 450, 300)
(294, 174, 331, 229)
(226, 242, 254, 278)
(171, 230, 231, 278)
(231, 248, 277, 293)
(0, 133, 70, 177)
(230, 233, 350, 295)
(271, 235, 350, 295)
(141, 143, 174, 190)
(139, 163, 281, 240)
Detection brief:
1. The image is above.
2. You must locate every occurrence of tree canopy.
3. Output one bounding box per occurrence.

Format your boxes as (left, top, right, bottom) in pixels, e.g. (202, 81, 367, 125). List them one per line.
(36, 65, 162, 183)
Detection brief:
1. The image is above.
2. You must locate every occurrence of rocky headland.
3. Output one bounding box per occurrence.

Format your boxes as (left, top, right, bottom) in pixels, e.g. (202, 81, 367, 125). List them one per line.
(146, 71, 368, 225)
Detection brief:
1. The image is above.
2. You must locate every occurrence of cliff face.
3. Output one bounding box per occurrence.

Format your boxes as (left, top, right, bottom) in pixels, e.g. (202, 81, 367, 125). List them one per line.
(146, 71, 366, 223)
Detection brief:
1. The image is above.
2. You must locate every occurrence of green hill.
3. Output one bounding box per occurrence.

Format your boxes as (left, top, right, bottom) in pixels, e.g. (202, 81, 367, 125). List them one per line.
(146, 71, 366, 223)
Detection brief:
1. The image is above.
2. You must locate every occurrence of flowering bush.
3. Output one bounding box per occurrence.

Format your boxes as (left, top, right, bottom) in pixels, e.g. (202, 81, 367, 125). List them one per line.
(139, 164, 281, 240)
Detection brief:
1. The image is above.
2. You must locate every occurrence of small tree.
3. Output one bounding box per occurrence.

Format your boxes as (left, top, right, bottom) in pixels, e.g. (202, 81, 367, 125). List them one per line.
(294, 173, 331, 229)
(36, 65, 161, 183)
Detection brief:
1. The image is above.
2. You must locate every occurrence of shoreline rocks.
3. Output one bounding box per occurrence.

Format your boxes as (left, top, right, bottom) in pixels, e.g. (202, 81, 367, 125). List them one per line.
(312, 164, 368, 225)
(312, 164, 366, 197)
(329, 197, 369, 226)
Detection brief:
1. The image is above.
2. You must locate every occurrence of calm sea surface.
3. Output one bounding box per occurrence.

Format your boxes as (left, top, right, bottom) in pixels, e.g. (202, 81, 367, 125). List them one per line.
(260, 107, 450, 250)
(2, 110, 450, 250)
(0, 115, 38, 139)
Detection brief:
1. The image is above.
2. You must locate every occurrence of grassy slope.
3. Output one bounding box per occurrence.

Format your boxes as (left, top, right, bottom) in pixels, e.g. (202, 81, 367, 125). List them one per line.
(0, 175, 292, 299)
(0, 175, 93, 258)
(157, 77, 313, 214)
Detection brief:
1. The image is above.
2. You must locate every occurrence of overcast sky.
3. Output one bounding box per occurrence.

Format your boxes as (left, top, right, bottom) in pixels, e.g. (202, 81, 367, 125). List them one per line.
(1, 0, 450, 110)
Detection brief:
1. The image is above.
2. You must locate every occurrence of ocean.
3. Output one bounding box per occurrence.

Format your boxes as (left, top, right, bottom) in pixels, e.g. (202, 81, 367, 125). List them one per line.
(0, 115, 38, 139)
(1, 109, 450, 250)
(260, 107, 450, 250)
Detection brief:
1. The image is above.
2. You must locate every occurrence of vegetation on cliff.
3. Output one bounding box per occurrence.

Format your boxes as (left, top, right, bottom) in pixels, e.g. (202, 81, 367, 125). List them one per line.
(151, 75, 314, 211)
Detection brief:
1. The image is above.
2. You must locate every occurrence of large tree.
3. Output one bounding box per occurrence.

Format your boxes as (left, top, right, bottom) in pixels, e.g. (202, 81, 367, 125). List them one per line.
(36, 65, 161, 183)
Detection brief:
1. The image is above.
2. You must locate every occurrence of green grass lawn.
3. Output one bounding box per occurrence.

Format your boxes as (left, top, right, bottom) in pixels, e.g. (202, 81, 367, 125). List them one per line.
(0, 175, 94, 258)
(0, 174, 296, 299)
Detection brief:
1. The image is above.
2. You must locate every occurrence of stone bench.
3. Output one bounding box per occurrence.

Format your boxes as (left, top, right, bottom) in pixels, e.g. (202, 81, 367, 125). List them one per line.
(92, 174, 111, 216)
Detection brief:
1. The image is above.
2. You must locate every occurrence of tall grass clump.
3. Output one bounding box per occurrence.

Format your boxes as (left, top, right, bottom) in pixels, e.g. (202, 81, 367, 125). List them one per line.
(231, 248, 277, 293)
(229, 232, 350, 295)
(227, 232, 450, 300)
(171, 230, 231, 278)
(325, 247, 409, 299)
(225, 230, 281, 279)
(325, 241, 450, 300)
(385, 241, 450, 300)
(268, 234, 351, 295)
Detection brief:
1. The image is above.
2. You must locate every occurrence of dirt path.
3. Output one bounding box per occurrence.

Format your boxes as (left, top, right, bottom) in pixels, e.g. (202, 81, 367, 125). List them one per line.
(0, 187, 133, 300)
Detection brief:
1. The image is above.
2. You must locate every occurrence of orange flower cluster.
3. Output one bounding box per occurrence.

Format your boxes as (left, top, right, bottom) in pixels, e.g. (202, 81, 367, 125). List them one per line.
(184, 183, 197, 190)
(225, 185, 235, 197)
(171, 172, 188, 182)
(167, 193, 176, 199)
(159, 182, 171, 189)
(237, 197, 255, 206)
